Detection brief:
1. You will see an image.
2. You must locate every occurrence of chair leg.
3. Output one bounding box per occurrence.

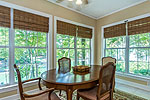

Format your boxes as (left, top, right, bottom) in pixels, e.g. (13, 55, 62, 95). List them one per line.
(59, 90, 62, 96)
(110, 91, 113, 100)
(113, 80, 115, 93)
(77, 92, 80, 100)
(48, 92, 51, 100)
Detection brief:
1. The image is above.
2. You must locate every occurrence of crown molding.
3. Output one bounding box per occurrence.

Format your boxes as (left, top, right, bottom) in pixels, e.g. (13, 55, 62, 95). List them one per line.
(96, 0, 147, 20)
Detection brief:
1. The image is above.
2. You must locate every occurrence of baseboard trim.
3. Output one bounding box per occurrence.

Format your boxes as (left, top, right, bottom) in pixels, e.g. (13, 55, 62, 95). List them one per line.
(0, 88, 39, 100)
(1, 94, 19, 100)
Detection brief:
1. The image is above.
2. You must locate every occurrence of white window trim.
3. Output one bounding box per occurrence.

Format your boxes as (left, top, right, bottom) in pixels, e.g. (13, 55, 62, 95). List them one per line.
(0, 1, 53, 92)
(54, 16, 95, 69)
(101, 13, 150, 82)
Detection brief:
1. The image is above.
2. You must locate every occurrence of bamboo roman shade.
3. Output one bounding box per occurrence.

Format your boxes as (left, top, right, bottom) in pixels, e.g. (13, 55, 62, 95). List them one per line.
(77, 26, 92, 39)
(104, 23, 126, 38)
(57, 20, 93, 39)
(0, 5, 10, 28)
(14, 9, 49, 33)
(57, 20, 76, 36)
(128, 17, 150, 35)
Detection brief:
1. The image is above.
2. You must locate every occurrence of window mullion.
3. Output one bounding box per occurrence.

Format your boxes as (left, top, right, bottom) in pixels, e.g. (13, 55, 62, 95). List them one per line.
(74, 36, 77, 66)
(9, 8, 15, 84)
(125, 21, 129, 73)
(90, 39, 92, 65)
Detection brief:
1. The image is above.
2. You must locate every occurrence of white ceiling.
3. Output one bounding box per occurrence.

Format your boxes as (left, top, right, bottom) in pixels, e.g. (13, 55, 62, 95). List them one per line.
(47, 0, 147, 19)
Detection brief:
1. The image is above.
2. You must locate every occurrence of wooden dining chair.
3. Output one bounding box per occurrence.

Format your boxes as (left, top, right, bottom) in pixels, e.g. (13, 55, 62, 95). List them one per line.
(102, 56, 116, 92)
(58, 57, 71, 96)
(102, 56, 116, 66)
(14, 64, 60, 100)
(58, 57, 71, 73)
(77, 62, 116, 100)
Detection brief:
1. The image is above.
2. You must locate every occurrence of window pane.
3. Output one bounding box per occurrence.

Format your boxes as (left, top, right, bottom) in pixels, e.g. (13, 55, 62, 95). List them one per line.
(0, 27, 9, 46)
(105, 49, 125, 72)
(36, 49, 47, 76)
(56, 34, 74, 48)
(130, 33, 149, 47)
(56, 49, 75, 66)
(15, 29, 26, 47)
(15, 29, 47, 81)
(129, 48, 150, 76)
(15, 48, 47, 81)
(77, 38, 90, 48)
(106, 36, 126, 48)
(27, 31, 38, 47)
(77, 49, 90, 66)
(38, 32, 47, 47)
(0, 48, 9, 86)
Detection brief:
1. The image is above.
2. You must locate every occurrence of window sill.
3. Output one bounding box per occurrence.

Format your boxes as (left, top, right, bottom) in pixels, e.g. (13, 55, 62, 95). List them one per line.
(0, 80, 38, 93)
(116, 72, 150, 86)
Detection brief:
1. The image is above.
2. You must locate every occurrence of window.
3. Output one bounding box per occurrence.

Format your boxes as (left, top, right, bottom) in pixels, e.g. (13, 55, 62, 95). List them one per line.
(129, 33, 150, 76)
(105, 36, 126, 72)
(0, 6, 49, 86)
(56, 34, 75, 66)
(14, 29, 47, 81)
(56, 20, 92, 67)
(77, 37, 91, 65)
(56, 34, 91, 67)
(104, 16, 150, 77)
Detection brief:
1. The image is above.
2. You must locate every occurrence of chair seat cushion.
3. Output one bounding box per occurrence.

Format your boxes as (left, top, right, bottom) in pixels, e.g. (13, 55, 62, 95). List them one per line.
(78, 87, 110, 100)
(25, 92, 60, 100)
(78, 87, 97, 100)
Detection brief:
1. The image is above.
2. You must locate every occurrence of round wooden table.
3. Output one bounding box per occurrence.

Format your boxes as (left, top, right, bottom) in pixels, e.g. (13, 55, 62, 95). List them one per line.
(41, 65, 101, 100)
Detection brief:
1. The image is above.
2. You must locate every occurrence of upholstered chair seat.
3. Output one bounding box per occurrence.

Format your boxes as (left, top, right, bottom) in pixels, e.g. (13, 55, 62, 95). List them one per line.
(77, 86, 110, 100)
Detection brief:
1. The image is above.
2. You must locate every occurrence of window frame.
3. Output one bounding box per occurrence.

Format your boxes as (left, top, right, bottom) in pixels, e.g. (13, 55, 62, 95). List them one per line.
(54, 16, 94, 68)
(0, 2, 52, 88)
(102, 13, 150, 80)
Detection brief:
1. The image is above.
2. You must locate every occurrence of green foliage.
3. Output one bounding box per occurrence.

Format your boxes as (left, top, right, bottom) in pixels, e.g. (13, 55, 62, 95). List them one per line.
(0, 29, 47, 85)
(56, 34, 91, 67)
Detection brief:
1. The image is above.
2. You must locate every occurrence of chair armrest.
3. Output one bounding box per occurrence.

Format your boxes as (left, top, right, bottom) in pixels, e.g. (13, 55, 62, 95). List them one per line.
(23, 88, 55, 98)
(22, 77, 41, 84)
(22, 77, 42, 90)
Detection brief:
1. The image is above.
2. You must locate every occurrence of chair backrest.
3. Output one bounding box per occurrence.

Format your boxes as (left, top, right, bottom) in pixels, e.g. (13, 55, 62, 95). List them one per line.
(14, 64, 24, 100)
(102, 56, 116, 66)
(97, 62, 116, 99)
(58, 57, 71, 73)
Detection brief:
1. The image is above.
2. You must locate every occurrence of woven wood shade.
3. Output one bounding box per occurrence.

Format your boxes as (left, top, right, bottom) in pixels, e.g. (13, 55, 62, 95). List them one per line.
(104, 23, 126, 38)
(57, 20, 76, 36)
(0, 5, 10, 28)
(57, 20, 93, 39)
(128, 17, 150, 35)
(14, 9, 49, 33)
(77, 26, 92, 39)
